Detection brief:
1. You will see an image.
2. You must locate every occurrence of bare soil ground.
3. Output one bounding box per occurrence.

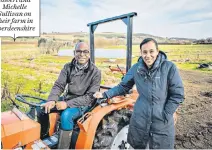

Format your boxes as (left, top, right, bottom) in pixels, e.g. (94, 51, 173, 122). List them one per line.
(175, 70, 212, 149)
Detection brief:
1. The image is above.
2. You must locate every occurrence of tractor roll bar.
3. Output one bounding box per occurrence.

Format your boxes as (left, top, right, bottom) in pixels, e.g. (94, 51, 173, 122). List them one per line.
(87, 12, 137, 72)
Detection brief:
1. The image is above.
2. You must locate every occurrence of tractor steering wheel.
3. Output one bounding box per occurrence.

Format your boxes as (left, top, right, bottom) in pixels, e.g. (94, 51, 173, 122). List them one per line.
(15, 94, 46, 107)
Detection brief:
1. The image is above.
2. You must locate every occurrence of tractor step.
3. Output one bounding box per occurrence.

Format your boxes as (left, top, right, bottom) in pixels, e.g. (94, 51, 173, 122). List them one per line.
(42, 134, 59, 148)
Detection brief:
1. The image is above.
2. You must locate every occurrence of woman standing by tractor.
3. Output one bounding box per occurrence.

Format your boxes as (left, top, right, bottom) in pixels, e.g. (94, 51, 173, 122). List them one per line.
(94, 38, 184, 149)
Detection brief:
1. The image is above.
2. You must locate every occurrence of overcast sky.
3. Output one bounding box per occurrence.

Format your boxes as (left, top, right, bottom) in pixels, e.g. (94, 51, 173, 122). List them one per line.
(41, 0, 212, 39)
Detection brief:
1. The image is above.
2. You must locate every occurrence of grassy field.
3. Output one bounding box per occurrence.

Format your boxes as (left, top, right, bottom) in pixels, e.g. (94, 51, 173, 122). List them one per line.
(1, 41, 212, 112)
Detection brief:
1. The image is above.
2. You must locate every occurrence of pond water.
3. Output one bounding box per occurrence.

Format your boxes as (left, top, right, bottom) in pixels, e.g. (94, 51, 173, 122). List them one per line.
(58, 49, 126, 58)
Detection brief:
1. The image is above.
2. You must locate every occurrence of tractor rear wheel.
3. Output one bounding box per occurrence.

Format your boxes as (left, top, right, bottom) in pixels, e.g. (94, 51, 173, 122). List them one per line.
(92, 109, 133, 149)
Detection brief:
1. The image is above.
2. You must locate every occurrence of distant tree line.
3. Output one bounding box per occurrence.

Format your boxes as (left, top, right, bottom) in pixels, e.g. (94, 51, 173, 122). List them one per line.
(193, 37, 212, 44)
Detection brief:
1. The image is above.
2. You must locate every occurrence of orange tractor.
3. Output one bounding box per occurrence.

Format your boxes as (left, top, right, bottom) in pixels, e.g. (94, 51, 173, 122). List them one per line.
(1, 12, 139, 149)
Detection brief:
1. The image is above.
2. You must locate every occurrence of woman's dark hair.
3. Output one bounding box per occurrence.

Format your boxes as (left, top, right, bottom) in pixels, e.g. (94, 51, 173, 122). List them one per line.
(140, 38, 158, 50)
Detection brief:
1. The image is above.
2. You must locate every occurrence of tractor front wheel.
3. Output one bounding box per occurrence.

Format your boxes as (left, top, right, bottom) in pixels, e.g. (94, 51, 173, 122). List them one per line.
(93, 109, 133, 149)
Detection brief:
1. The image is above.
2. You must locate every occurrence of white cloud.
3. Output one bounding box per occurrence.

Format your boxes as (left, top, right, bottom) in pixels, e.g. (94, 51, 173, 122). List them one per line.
(41, 0, 212, 39)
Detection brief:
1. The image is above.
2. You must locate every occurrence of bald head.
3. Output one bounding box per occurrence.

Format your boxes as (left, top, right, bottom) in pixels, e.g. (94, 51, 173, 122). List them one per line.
(75, 42, 89, 51)
(74, 42, 90, 64)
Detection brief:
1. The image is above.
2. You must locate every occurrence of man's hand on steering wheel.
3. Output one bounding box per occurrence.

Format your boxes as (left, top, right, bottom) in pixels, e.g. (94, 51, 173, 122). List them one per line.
(41, 101, 56, 113)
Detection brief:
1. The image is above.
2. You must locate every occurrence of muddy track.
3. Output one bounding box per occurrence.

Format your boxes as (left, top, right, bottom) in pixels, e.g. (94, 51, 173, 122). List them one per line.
(175, 70, 212, 149)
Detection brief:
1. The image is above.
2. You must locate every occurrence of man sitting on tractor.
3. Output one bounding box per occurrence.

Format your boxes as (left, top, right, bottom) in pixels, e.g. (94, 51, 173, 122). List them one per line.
(37, 42, 101, 149)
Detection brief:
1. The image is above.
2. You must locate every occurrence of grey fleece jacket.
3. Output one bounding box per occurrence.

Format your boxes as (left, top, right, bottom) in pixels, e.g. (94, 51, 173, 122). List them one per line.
(48, 58, 101, 107)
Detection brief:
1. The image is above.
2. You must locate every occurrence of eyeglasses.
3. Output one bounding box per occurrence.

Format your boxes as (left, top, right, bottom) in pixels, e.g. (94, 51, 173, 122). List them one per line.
(75, 50, 90, 55)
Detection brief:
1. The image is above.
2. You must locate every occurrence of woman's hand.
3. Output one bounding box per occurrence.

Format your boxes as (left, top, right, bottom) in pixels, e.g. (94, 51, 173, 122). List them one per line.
(93, 92, 103, 98)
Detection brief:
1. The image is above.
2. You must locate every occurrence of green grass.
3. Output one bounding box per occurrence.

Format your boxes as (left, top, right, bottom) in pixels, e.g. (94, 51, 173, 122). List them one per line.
(176, 63, 198, 70)
(33, 55, 72, 64)
(2, 63, 57, 93)
(176, 62, 212, 73)
(159, 44, 212, 53)
(1, 44, 37, 50)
